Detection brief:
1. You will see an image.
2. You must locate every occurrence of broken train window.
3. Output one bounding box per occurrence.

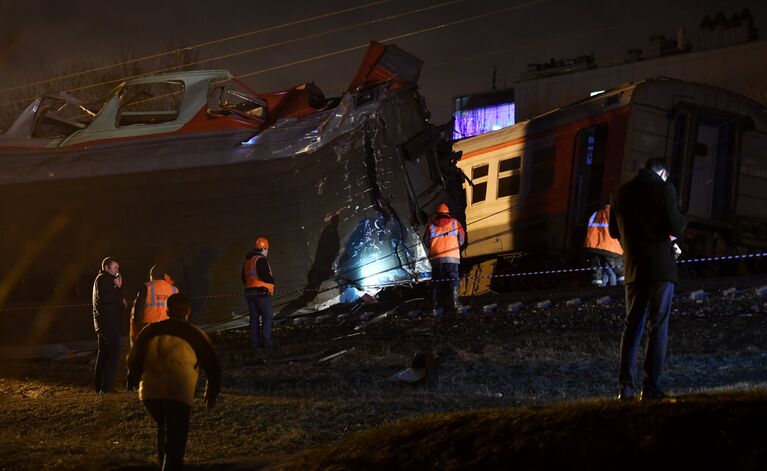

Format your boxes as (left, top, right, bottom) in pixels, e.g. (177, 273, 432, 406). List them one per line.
(31, 96, 98, 138)
(207, 86, 267, 121)
(117, 80, 184, 126)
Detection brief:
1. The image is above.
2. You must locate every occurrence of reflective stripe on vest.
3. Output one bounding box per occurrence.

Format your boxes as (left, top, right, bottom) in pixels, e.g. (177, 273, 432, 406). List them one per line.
(143, 280, 179, 324)
(429, 219, 461, 260)
(584, 206, 623, 255)
(243, 255, 275, 295)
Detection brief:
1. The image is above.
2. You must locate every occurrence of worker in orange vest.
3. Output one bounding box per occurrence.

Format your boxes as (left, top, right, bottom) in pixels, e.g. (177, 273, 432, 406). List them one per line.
(584, 203, 624, 287)
(242, 237, 275, 349)
(423, 203, 466, 315)
(131, 265, 179, 345)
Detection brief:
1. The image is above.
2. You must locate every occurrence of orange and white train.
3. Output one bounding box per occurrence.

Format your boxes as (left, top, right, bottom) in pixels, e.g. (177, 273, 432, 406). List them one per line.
(454, 78, 767, 288)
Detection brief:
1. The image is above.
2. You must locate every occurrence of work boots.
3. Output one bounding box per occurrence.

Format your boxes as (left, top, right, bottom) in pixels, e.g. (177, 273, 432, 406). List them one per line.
(450, 287, 463, 313)
(430, 289, 442, 317)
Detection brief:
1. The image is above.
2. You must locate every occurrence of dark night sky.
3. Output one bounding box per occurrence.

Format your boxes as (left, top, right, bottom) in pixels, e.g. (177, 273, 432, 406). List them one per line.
(1, 0, 765, 121)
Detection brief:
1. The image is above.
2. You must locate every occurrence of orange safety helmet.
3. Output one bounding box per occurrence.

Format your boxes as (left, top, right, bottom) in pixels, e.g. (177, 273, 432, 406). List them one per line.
(436, 203, 450, 215)
(254, 237, 270, 249)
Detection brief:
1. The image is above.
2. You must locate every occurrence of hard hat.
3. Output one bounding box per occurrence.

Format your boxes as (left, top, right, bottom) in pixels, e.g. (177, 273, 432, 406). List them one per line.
(436, 203, 450, 214)
(255, 237, 269, 249)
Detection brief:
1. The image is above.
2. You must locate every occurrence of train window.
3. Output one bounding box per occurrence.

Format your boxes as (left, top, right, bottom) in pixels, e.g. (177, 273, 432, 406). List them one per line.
(117, 81, 184, 126)
(499, 157, 521, 172)
(497, 156, 521, 198)
(530, 147, 556, 190)
(472, 164, 489, 179)
(497, 175, 521, 198)
(470, 164, 489, 204)
(472, 182, 487, 204)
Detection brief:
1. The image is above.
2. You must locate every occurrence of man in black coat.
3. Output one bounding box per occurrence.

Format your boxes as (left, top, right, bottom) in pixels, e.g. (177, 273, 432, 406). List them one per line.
(609, 158, 684, 400)
(92, 256, 125, 393)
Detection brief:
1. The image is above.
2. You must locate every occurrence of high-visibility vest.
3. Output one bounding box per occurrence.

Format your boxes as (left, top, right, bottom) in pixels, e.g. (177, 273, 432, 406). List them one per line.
(142, 279, 179, 323)
(243, 255, 274, 295)
(584, 205, 623, 255)
(428, 219, 462, 261)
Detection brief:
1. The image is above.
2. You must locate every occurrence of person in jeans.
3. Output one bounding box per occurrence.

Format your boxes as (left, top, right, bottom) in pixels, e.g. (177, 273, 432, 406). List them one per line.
(242, 237, 275, 349)
(609, 158, 684, 401)
(583, 203, 624, 287)
(127, 294, 221, 470)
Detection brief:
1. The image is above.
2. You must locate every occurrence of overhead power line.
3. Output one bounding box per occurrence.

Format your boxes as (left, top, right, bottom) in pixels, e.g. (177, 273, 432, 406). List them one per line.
(0, 0, 467, 108)
(0, 0, 393, 96)
(236, 0, 549, 80)
(0, 0, 547, 109)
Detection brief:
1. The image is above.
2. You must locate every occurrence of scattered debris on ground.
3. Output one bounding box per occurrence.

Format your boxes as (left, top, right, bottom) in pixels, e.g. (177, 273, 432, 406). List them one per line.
(1, 285, 766, 469)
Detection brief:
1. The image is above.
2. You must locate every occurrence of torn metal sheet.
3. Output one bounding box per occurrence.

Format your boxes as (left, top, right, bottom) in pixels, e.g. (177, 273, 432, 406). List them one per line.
(0, 42, 449, 343)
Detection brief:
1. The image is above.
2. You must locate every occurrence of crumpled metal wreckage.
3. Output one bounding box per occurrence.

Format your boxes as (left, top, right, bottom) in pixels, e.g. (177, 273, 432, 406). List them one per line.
(0, 42, 449, 340)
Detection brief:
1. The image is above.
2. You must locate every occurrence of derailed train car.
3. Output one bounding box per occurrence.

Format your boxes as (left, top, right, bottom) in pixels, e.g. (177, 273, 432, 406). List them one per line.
(454, 78, 767, 291)
(0, 43, 449, 343)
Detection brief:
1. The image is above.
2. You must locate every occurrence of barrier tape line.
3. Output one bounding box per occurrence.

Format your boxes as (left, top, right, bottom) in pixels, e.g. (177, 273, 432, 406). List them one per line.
(0, 251, 763, 313)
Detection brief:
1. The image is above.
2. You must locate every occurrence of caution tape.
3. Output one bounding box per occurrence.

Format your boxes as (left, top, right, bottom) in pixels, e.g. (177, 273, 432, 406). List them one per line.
(1, 252, 763, 313)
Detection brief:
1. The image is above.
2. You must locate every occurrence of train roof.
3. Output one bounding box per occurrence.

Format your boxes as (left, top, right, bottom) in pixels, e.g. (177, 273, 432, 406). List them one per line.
(0, 42, 423, 152)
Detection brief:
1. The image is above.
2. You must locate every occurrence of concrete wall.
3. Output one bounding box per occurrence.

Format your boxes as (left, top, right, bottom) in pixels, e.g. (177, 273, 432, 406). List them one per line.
(515, 40, 767, 121)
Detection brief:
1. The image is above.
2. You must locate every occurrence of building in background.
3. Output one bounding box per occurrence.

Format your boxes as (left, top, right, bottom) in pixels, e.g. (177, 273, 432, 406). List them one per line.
(515, 8, 766, 121)
(452, 87, 515, 140)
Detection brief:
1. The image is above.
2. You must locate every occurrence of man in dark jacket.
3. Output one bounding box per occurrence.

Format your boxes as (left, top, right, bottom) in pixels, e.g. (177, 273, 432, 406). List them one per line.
(92, 256, 125, 393)
(609, 158, 684, 400)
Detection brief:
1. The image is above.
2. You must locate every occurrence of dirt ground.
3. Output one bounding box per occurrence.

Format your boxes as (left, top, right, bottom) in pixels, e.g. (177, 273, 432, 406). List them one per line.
(0, 286, 766, 469)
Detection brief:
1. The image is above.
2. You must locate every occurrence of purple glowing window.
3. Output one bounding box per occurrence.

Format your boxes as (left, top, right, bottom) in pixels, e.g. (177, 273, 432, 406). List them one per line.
(453, 103, 515, 140)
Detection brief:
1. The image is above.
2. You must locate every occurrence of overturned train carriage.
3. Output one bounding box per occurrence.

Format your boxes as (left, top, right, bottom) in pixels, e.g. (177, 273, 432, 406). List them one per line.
(455, 78, 767, 292)
(0, 43, 448, 343)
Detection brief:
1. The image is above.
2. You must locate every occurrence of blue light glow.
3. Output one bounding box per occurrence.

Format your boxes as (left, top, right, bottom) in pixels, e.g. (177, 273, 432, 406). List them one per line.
(240, 133, 260, 146)
(453, 102, 515, 140)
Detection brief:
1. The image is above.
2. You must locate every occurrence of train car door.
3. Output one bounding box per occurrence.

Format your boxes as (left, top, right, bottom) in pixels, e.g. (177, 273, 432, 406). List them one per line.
(567, 124, 609, 251)
(672, 113, 742, 222)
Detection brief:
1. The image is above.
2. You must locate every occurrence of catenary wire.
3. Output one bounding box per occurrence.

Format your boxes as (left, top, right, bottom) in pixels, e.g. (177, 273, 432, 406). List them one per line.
(0, 0, 393, 96)
(0, 0, 467, 107)
(0, 0, 545, 108)
(235, 0, 548, 80)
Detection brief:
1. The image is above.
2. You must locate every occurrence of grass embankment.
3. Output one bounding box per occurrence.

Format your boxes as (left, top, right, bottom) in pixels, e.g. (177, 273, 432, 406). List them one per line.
(283, 392, 767, 471)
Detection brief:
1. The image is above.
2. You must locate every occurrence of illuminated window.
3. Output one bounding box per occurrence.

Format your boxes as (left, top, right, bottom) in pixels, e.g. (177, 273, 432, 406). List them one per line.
(471, 164, 489, 204)
(497, 156, 521, 198)
(453, 102, 516, 139)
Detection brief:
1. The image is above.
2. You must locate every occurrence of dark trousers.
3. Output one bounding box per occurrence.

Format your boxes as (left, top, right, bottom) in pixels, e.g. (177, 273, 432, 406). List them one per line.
(94, 327, 120, 392)
(588, 253, 624, 286)
(143, 399, 191, 471)
(430, 261, 460, 304)
(246, 290, 273, 348)
(619, 281, 675, 393)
